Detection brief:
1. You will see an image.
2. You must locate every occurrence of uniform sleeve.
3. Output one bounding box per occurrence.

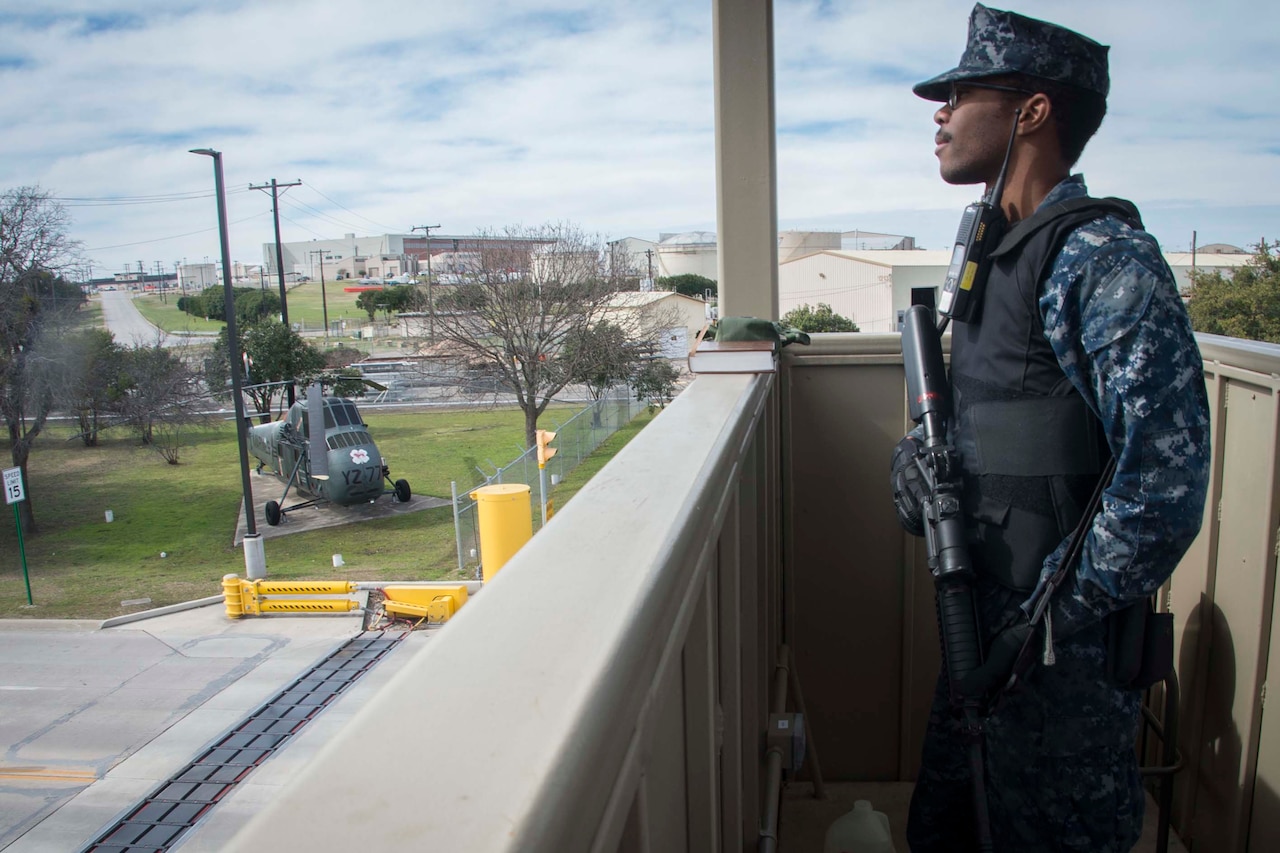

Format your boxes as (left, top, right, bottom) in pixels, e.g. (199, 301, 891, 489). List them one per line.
(1031, 234, 1211, 638)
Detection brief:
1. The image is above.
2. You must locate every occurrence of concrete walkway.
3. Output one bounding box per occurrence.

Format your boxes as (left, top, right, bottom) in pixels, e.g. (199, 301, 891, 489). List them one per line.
(0, 603, 428, 851)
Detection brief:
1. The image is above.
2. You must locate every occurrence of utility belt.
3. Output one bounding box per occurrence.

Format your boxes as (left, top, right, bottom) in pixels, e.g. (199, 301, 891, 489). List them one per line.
(958, 396, 1173, 690)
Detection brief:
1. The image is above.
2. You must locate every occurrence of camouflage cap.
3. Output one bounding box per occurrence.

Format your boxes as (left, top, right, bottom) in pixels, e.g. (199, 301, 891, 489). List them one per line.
(913, 3, 1109, 102)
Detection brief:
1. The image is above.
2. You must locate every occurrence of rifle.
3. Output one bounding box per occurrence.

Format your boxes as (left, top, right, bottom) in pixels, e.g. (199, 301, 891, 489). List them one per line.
(901, 304, 994, 852)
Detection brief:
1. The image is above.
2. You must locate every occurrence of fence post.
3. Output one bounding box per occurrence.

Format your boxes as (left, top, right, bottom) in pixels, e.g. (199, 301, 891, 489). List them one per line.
(451, 480, 464, 574)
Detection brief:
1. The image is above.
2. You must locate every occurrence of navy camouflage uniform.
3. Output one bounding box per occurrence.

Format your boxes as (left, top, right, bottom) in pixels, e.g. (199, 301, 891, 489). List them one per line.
(906, 176, 1211, 851)
(904, 6, 1212, 851)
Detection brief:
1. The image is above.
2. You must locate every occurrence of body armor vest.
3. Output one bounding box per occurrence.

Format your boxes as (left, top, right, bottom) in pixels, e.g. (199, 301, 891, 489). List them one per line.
(950, 197, 1142, 591)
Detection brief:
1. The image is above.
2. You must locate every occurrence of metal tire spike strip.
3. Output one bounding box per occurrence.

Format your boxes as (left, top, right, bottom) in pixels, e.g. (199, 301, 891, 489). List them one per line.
(79, 631, 407, 852)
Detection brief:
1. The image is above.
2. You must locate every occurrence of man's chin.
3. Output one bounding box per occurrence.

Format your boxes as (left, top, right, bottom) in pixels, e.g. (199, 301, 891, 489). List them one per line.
(939, 165, 984, 186)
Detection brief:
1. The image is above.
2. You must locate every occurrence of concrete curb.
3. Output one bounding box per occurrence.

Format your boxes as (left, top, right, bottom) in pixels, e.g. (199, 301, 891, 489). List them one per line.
(99, 595, 224, 629)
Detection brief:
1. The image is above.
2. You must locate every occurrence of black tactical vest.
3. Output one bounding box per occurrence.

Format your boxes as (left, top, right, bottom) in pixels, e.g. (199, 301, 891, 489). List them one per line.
(949, 197, 1142, 591)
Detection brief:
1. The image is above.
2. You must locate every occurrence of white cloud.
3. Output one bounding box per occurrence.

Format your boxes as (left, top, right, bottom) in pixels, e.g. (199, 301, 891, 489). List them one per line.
(0, 0, 1276, 272)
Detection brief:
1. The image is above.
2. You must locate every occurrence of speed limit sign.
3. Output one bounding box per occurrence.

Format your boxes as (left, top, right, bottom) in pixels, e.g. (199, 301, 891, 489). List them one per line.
(3, 467, 24, 505)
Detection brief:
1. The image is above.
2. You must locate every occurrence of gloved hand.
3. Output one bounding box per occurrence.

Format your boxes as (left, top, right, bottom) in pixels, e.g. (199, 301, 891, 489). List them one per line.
(890, 435, 928, 536)
(954, 620, 1041, 701)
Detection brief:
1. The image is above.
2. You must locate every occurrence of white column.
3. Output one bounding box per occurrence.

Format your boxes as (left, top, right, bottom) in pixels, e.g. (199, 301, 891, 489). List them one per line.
(713, 0, 779, 320)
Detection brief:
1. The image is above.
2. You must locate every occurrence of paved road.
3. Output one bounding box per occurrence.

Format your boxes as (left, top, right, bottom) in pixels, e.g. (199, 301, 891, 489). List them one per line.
(0, 608, 386, 851)
(98, 290, 213, 348)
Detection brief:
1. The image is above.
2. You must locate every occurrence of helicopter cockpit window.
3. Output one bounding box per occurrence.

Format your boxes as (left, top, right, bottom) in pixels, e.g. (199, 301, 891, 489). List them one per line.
(343, 403, 364, 425)
(323, 407, 337, 430)
(331, 404, 352, 427)
(354, 430, 372, 446)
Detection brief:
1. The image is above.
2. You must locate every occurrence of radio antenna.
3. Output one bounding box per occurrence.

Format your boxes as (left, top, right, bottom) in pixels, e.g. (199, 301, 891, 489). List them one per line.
(986, 108, 1022, 209)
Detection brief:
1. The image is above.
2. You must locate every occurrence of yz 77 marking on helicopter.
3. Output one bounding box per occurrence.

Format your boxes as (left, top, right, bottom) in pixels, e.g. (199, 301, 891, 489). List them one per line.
(247, 386, 411, 527)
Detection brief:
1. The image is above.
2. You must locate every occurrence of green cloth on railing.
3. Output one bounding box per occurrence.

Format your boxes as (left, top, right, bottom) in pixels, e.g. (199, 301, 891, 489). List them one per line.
(707, 317, 811, 349)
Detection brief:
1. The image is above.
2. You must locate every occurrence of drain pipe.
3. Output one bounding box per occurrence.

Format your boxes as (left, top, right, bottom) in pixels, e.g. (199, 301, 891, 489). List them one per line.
(760, 644, 828, 853)
(760, 644, 791, 853)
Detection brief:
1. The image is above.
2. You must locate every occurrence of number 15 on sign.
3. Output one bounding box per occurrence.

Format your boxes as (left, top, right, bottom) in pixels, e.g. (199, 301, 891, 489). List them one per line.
(4, 467, 25, 505)
(3, 467, 33, 605)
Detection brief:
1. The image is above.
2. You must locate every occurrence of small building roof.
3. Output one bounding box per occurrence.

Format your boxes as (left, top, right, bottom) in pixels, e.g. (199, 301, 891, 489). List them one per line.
(606, 291, 705, 309)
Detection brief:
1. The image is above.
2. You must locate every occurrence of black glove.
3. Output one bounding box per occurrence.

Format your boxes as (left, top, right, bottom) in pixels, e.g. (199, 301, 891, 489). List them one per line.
(954, 620, 1041, 701)
(890, 435, 928, 537)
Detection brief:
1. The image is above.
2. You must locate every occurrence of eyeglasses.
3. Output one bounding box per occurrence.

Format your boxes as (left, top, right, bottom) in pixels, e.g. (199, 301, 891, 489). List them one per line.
(946, 82, 1034, 111)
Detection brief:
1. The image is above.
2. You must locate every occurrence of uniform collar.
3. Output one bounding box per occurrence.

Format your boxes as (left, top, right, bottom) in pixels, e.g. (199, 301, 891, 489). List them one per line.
(1036, 174, 1089, 211)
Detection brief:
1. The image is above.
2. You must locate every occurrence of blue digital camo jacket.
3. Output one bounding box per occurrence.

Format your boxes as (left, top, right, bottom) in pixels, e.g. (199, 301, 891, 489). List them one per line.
(1028, 175, 1211, 637)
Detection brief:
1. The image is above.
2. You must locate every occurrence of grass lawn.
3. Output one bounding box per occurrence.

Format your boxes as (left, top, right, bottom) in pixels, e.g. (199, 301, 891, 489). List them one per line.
(551, 408, 657, 508)
(131, 294, 225, 333)
(1, 404, 651, 621)
(134, 282, 381, 335)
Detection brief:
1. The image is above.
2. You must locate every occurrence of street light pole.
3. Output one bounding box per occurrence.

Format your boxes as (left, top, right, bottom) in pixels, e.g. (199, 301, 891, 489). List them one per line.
(190, 148, 265, 579)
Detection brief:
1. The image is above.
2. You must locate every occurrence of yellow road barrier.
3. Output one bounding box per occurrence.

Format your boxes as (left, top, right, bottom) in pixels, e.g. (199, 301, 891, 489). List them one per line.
(381, 584, 469, 624)
(222, 576, 360, 618)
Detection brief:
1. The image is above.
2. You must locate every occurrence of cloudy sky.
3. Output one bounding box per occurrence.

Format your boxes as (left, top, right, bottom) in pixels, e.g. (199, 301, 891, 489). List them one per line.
(2, 0, 1276, 277)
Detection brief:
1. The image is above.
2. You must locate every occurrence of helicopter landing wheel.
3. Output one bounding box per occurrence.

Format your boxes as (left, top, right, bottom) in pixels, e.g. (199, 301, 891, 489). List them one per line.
(265, 500, 282, 526)
(394, 479, 411, 503)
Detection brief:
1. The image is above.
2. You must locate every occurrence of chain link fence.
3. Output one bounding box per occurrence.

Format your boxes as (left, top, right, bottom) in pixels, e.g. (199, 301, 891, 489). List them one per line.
(452, 387, 647, 577)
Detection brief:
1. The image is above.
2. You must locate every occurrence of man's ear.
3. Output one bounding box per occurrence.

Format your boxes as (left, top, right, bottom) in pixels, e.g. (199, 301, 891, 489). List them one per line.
(1018, 92, 1053, 136)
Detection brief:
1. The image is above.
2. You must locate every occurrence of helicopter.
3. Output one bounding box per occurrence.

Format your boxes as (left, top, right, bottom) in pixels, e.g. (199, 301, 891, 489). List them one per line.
(247, 383, 411, 526)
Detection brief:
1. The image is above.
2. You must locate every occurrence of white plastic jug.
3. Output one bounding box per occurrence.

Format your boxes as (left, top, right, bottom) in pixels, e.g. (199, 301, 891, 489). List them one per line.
(823, 799, 896, 853)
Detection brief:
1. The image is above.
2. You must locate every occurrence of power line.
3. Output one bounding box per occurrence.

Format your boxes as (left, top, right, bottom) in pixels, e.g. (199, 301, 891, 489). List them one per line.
(84, 209, 271, 251)
(276, 211, 334, 240)
(54, 188, 253, 207)
(279, 195, 384, 235)
(300, 183, 402, 233)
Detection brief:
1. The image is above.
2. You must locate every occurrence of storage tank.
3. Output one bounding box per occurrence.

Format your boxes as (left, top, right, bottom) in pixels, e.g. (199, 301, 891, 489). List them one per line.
(656, 231, 719, 280)
(778, 231, 842, 264)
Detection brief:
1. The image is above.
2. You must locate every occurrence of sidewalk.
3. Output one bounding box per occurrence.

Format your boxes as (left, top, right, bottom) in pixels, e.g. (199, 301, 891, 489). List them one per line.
(0, 602, 427, 851)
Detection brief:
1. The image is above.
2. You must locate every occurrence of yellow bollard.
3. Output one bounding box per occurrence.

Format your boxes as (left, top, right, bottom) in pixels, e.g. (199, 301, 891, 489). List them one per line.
(470, 484, 533, 582)
(222, 574, 244, 619)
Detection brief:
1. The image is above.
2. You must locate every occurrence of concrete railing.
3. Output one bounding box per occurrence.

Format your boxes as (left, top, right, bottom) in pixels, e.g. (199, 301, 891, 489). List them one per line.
(226, 370, 783, 852)
(221, 330, 1280, 853)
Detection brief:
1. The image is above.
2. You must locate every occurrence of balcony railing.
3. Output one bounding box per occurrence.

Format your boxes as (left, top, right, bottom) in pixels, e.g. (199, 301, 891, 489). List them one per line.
(221, 331, 1280, 853)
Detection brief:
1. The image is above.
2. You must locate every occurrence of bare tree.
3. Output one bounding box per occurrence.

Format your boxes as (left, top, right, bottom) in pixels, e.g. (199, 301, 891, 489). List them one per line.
(44, 327, 125, 447)
(0, 186, 84, 531)
(428, 224, 675, 447)
(115, 341, 209, 464)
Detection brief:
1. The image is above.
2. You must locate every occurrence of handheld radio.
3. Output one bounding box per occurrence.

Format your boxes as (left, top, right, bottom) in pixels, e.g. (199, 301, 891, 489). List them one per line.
(936, 110, 1022, 328)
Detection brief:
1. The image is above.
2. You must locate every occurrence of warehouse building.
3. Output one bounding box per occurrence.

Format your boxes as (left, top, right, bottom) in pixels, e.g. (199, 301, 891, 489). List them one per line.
(779, 248, 1256, 333)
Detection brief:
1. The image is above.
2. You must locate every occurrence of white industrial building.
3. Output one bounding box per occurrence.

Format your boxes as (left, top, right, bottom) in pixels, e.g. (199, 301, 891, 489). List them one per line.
(644, 229, 917, 285)
(779, 248, 1256, 333)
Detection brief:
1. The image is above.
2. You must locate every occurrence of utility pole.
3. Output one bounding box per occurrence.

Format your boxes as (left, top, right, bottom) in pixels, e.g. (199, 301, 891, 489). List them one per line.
(411, 224, 441, 340)
(251, 178, 302, 404)
(310, 250, 330, 339)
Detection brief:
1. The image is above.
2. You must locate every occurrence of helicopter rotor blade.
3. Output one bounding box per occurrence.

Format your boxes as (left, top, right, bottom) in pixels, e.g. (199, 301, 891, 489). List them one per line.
(307, 382, 329, 481)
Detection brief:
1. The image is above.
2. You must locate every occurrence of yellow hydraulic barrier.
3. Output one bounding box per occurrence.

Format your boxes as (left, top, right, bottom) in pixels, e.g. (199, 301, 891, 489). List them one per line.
(470, 483, 533, 582)
(381, 584, 469, 624)
(221, 576, 360, 618)
(253, 580, 358, 595)
(257, 600, 361, 614)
